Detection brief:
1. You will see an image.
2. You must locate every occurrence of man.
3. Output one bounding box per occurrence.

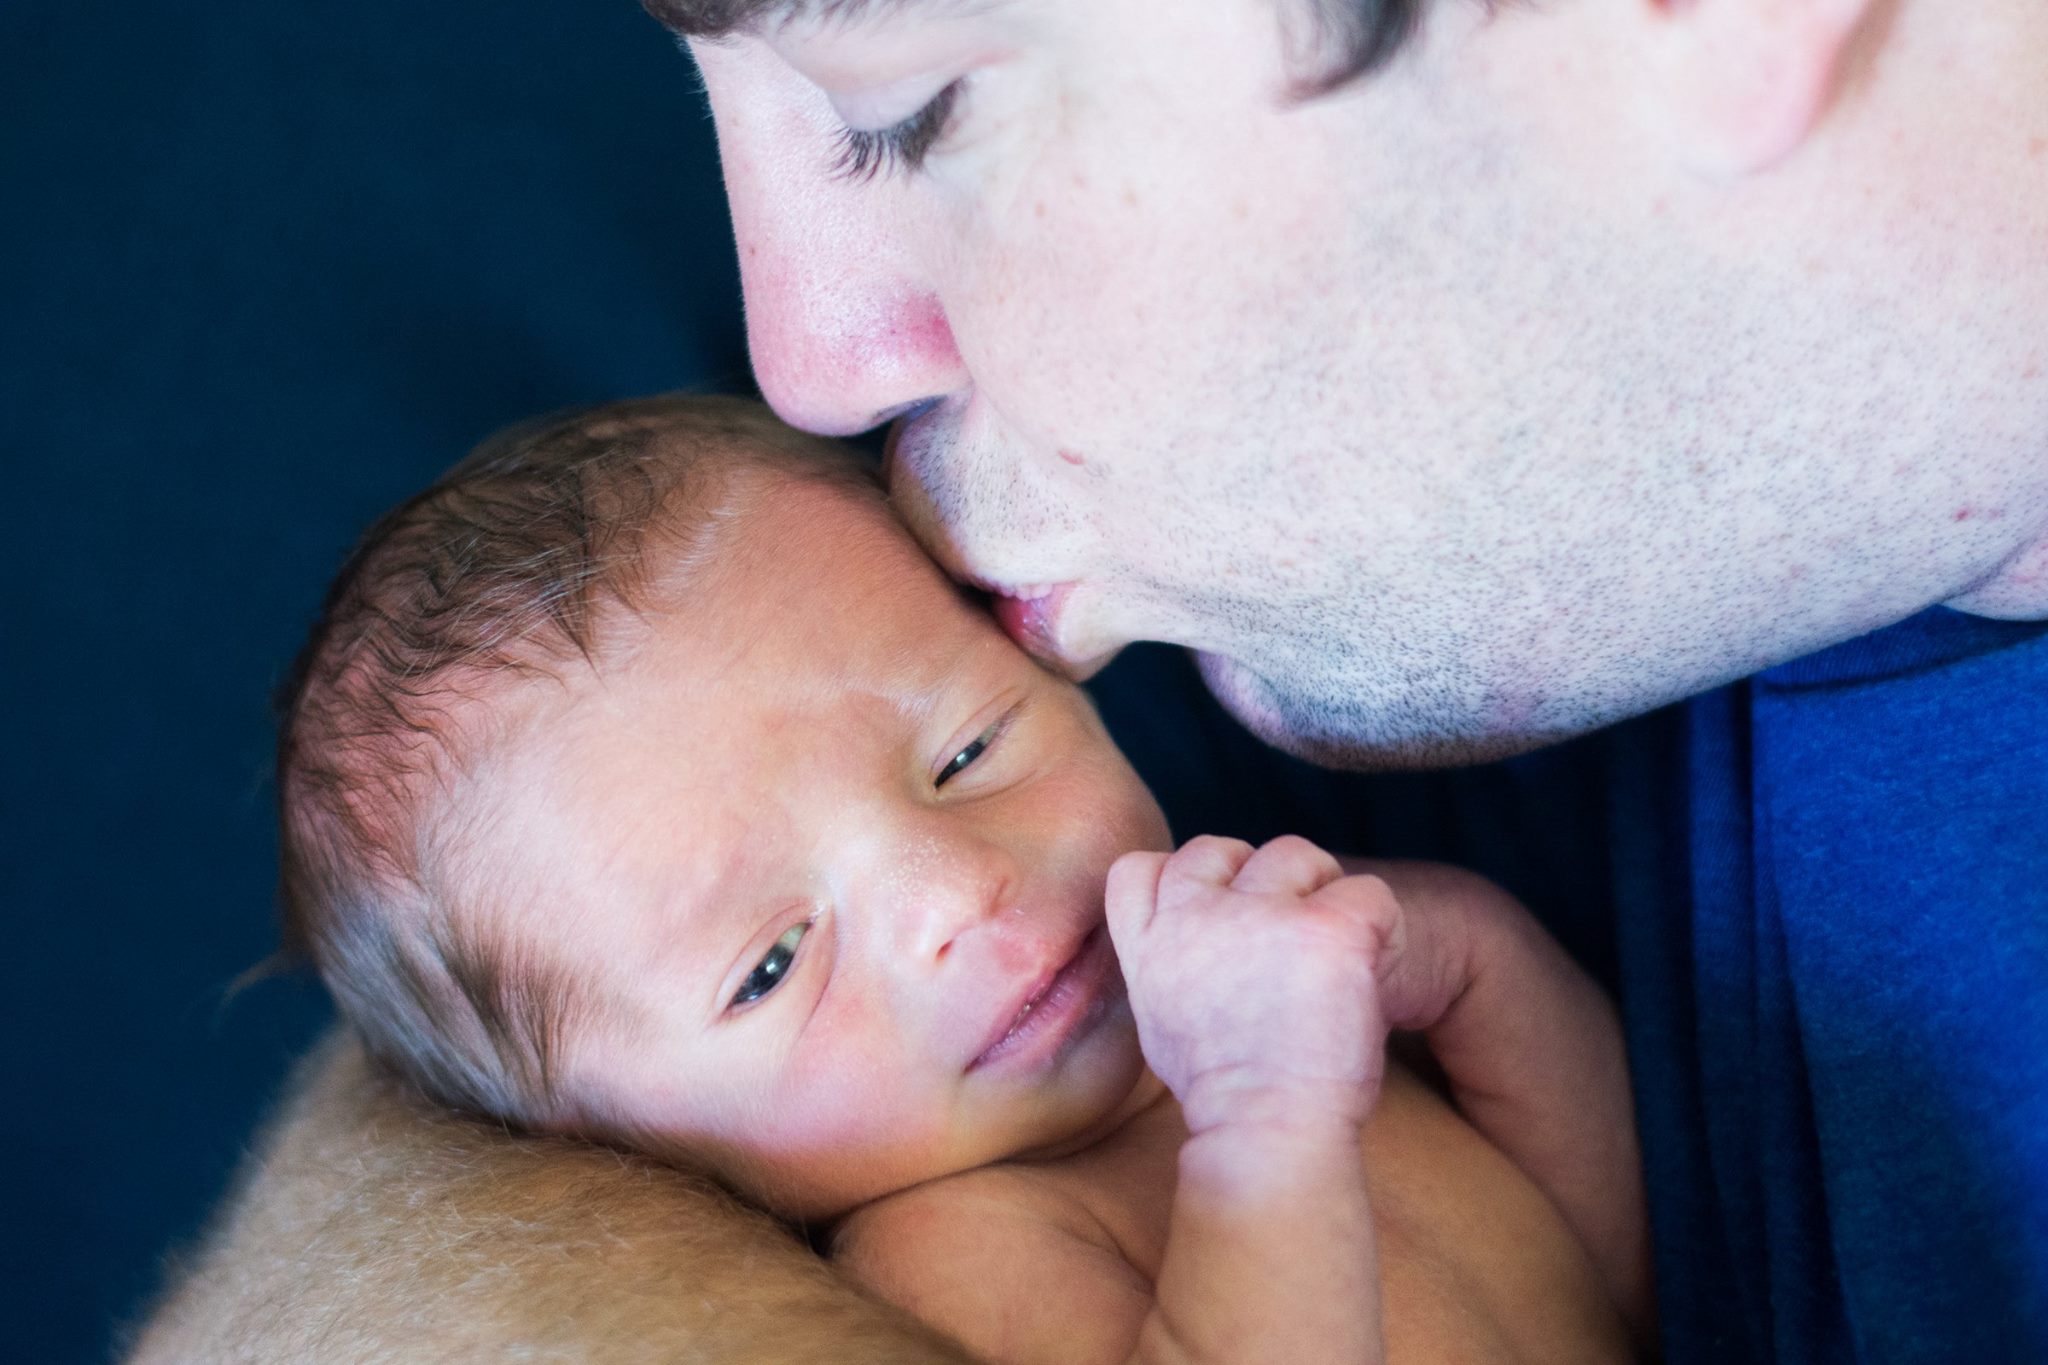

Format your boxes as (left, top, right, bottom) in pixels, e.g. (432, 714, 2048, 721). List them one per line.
(132, 1, 2045, 1361)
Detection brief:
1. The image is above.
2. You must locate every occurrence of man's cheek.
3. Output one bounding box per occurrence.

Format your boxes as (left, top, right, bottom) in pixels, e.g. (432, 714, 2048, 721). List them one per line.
(957, 182, 1140, 412)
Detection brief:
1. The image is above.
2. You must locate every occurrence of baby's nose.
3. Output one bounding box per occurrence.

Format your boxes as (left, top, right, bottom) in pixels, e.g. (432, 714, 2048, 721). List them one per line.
(892, 831, 1017, 965)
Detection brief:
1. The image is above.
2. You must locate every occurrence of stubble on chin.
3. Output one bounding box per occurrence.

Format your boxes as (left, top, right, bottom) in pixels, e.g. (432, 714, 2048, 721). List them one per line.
(1192, 643, 1580, 773)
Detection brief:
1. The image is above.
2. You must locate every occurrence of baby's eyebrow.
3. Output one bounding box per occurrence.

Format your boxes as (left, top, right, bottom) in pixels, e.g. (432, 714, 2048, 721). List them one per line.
(590, 821, 748, 1022)
(895, 669, 954, 728)
(885, 628, 999, 735)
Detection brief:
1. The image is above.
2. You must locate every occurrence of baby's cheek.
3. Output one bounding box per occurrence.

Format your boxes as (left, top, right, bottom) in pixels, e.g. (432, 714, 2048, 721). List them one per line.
(781, 1052, 909, 1149)
(1074, 753, 1173, 867)
(744, 1023, 960, 1205)
(1028, 712, 1161, 854)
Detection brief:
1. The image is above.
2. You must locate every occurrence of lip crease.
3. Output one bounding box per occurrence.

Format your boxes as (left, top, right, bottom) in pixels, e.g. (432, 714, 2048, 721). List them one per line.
(968, 925, 1117, 1074)
(990, 582, 1073, 664)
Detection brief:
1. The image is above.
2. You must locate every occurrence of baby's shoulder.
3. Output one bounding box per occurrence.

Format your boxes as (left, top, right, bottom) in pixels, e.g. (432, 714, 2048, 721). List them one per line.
(830, 1164, 1151, 1365)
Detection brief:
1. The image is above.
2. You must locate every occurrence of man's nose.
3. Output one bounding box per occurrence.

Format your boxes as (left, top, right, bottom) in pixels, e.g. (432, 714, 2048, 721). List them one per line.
(740, 221, 966, 437)
(705, 49, 969, 436)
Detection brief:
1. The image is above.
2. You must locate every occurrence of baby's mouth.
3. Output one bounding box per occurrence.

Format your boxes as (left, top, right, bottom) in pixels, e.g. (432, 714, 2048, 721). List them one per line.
(968, 925, 1117, 1073)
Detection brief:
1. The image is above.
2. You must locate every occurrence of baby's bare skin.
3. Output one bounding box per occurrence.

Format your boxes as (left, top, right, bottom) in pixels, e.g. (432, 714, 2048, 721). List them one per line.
(835, 850, 1647, 1365)
(838, 1063, 1629, 1365)
(208, 458, 1646, 1364)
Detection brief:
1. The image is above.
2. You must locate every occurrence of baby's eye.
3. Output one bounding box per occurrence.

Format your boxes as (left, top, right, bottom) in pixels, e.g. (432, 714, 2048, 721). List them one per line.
(935, 720, 1003, 789)
(732, 922, 809, 1007)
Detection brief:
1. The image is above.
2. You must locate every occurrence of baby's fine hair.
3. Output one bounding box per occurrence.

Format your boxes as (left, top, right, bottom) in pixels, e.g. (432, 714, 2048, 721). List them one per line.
(276, 394, 878, 1128)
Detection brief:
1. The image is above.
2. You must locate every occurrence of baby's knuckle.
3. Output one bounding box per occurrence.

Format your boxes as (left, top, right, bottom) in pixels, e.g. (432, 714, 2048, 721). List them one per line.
(1259, 833, 1322, 862)
(1162, 836, 1251, 889)
(1177, 834, 1252, 862)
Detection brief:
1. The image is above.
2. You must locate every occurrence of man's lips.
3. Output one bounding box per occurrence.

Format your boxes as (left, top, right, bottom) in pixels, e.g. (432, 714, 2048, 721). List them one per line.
(968, 926, 1117, 1073)
(989, 583, 1073, 664)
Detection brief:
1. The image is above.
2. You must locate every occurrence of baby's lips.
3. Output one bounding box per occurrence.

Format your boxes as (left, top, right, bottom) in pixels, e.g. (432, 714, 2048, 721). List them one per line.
(966, 925, 1114, 1074)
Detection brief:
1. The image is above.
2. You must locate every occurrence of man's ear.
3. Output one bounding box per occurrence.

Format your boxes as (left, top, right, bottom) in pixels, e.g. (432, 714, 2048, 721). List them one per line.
(1642, 0, 1879, 176)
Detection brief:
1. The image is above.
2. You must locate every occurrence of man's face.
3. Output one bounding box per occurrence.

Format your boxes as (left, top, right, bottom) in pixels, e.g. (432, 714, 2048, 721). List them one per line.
(692, 0, 2017, 766)
(469, 481, 1170, 1219)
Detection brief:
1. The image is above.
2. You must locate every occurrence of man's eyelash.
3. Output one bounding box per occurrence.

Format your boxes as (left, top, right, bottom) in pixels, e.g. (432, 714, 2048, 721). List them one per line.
(831, 81, 962, 183)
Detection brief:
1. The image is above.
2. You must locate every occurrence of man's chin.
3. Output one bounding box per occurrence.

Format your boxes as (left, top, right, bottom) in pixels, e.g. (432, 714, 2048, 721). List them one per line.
(1190, 649, 1555, 772)
(1191, 648, 1297, 745)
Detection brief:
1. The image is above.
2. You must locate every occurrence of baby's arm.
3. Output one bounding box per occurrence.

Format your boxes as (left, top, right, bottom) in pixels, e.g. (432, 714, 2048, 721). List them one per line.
(842, 834, 1398, 1365)
(1112, 835, 1401, 1364)
(1357, 859, 1654, 1347)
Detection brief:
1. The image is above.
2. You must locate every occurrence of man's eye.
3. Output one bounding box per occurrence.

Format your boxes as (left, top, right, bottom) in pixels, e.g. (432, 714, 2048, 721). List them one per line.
(732, 922, 809, 1007)
(935, 718, 1005, 789)
(831, 80, 962, 183)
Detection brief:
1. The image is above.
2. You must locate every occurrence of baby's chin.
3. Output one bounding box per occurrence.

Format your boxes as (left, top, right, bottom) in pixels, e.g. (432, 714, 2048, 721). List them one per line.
(589, 1010, 1156, 1225)
(796, 1037, 1159, 1221)
(1011, 1060, 1170, 1167)
(992, 1009, 1160, 1166)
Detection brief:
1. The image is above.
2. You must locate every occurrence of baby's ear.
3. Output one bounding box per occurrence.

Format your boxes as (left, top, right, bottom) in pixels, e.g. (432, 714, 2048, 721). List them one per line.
(1635, 0, 1879, 177)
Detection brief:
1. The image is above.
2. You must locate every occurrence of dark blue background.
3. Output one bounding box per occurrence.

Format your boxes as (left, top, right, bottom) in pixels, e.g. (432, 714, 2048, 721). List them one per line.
(2, 6, 1622, 1360)
(4, 4, 744, 1358)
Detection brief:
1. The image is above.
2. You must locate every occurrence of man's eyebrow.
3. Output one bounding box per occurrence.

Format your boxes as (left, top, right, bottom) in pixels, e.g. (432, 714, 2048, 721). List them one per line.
(640, 0, 913, 40)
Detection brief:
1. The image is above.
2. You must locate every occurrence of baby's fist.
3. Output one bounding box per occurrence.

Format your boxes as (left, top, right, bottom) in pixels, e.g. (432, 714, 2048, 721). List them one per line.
(1106, 835, 1403, 1137)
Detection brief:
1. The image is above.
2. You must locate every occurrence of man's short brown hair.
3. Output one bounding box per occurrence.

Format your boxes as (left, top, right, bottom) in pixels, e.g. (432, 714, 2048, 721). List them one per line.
(641, 0, 1423, 92)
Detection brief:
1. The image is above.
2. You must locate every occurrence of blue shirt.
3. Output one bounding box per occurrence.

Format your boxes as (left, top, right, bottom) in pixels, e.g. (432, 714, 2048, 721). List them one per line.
(1621, 608, 2048, 1364)
(1093, 607, 2048, 1363)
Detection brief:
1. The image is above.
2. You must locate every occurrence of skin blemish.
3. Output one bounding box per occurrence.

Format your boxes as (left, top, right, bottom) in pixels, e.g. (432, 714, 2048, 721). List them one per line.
(882, 296, 959, 369)
(1058, 449, 1086, 467)
(1955, 508, 1974, 521)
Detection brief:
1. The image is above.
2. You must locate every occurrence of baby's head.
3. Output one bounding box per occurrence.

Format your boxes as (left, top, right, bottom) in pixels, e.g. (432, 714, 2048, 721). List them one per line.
(279, 395, 1170, 1218)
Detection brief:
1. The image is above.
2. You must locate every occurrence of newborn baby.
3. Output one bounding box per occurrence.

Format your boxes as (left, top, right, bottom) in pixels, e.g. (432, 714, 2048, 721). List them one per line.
(278, 394, 1651, 1363)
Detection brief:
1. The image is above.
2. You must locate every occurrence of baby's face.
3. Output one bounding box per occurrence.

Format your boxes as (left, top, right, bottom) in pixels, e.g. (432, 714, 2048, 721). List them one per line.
(472, 478, 1171, 1217)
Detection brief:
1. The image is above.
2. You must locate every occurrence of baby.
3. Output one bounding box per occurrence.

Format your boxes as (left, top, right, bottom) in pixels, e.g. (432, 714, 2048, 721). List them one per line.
(278, 394, 1652, 1364)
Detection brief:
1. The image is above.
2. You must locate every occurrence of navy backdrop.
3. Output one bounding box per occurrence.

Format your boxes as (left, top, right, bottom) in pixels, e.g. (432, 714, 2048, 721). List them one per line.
(3, 4, 744, 1358)
(2, 5, 1629, 1360)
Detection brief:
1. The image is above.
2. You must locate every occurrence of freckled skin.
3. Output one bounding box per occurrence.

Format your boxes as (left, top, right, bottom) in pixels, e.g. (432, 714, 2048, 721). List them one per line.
(696, 0, 2048, 769)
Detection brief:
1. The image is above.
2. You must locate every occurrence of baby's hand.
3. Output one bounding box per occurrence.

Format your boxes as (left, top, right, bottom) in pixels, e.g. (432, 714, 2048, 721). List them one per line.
(1106, 835, 1403, 1138)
